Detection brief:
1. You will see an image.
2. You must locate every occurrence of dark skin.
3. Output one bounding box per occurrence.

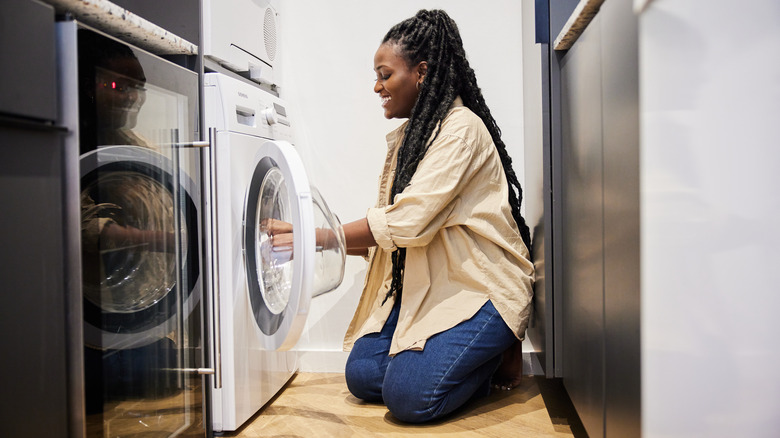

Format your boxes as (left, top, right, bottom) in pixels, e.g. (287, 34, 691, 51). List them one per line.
(268, 42, 419, 255)
(492, 339, 524, 390)
(265, 218, 374, 256)
(100, 224, 175, 253)
(270, 41, 524, 390)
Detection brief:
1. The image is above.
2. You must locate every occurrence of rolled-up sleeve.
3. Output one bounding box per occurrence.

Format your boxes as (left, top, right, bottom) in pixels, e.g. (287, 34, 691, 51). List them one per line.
(366, 205, 396, 251)
(366, 132, 483, 250)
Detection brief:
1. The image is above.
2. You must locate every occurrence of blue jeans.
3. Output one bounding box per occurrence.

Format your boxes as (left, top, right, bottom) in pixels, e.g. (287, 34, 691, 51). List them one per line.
(344, 299, 517, 423)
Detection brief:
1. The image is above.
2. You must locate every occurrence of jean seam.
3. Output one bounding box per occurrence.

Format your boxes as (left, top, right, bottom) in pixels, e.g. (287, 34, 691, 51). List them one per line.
(424, 308, 497, 418)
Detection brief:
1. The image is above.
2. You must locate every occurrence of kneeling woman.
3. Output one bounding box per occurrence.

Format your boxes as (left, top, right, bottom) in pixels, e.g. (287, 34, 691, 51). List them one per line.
(341, 9, 534, 423)
(279, 9, 534, 424)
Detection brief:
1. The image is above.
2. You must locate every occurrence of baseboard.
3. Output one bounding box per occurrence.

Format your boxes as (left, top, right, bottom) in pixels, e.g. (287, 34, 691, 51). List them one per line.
(297, 350, 350, 373)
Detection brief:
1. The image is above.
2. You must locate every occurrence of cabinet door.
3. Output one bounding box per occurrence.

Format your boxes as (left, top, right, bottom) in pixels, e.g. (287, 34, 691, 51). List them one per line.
(0, 0, 57, 121)
(601, 1, 641, 437)
(559, 14, 606, 438)
(69, 25, 206, 437)
(0, 123, 69, 438)
(553, 1, 641, 436)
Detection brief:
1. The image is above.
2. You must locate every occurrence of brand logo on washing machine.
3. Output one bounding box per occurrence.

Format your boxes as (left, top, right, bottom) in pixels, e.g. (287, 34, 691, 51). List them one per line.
(237, 91, 249, 99)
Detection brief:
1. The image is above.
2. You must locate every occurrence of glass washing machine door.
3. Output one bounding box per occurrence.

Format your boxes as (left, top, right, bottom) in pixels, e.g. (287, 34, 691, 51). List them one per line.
(243, 140, 345, 350)
(79, 145, 201, 350)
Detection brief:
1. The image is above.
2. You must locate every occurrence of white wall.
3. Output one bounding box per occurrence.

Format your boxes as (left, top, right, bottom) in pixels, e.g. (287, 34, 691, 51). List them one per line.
(640, 1, 780, 436)
(276, 0, 526, 371)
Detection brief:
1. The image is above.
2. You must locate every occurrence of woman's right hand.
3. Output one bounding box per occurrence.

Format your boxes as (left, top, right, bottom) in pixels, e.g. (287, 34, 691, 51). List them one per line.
(262, 218, 293, 236)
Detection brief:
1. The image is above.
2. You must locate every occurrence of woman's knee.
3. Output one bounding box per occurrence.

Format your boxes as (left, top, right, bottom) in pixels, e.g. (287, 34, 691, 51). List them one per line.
(383, 384, 435, 423)
(382, 372, 445, 423)
(344, 355, 384, 402)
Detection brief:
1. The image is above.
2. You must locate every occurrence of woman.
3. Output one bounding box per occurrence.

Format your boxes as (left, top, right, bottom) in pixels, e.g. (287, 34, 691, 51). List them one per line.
(275, 9, 534, 423)
(343, 9, 535, 423)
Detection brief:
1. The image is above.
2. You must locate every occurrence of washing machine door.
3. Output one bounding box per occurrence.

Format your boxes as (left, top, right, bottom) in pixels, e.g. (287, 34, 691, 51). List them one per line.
(243, 140, 345, 350)
(80, 145, 200, 350)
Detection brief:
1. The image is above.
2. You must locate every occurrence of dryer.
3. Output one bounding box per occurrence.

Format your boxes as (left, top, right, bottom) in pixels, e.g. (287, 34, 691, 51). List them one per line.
(59, 23, 207, 434)
(204, 72, 345, 432)
(202, 0, 279, 86)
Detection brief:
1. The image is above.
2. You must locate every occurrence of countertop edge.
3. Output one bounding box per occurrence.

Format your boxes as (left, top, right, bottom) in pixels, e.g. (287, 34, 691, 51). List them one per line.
(40, 0, 197, 56)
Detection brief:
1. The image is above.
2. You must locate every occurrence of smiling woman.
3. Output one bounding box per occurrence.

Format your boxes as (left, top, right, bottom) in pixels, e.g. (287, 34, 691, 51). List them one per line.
(331, 9, 535, 424)
(373, 42, 427, 119)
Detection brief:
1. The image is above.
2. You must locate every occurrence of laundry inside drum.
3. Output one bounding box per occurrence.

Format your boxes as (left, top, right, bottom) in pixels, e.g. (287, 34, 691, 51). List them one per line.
(256, 167, 294, 315)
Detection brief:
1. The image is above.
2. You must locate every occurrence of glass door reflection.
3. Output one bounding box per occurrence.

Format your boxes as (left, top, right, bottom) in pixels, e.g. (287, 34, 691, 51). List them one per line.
(77, 27, 204, 437)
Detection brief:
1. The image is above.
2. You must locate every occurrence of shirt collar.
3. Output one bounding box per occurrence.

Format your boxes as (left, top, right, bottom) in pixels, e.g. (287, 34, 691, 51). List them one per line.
(385, 96, 464, 147)
(386, 120, 408, 149)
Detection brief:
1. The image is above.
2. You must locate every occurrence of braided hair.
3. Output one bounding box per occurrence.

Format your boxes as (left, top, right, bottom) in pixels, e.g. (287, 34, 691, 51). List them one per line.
(383, 9, 532, 304)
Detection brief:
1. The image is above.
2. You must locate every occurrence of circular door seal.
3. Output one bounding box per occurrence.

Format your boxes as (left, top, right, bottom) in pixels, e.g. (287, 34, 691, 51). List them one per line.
(243, 141, 314, 351)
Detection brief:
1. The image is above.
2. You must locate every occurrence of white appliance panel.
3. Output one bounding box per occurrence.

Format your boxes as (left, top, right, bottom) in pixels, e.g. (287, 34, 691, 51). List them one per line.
(203, 0, 279, 85)
(206, 72, 343, 432)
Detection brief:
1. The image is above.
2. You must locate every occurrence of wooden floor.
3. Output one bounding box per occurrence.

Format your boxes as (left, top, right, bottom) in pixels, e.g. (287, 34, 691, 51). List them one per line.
(222, 373, 585, 437)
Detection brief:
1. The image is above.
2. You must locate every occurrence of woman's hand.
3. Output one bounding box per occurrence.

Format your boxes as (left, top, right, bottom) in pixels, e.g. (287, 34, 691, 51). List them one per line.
(100, 223, 176, 253)
(261, 219, 294, 251)
(262, 219, 342, 252)
(271, 232, 294, 250)
(262, 218, 293, 236)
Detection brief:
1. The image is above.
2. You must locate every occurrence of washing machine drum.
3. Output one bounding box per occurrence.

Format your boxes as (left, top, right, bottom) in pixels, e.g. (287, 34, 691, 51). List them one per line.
(79, 146, 200, 350)
(244, 141, 345, 350)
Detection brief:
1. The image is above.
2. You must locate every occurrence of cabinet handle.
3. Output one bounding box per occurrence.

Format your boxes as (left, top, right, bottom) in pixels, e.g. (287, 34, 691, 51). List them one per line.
(0, 115, 68, 133)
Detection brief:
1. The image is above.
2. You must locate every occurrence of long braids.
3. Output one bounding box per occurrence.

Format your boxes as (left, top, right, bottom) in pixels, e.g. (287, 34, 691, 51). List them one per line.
(383, 10, 532, 304)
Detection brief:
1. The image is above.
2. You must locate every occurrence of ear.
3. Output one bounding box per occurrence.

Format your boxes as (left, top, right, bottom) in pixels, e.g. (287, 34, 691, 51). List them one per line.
(416, 61, 428, 81)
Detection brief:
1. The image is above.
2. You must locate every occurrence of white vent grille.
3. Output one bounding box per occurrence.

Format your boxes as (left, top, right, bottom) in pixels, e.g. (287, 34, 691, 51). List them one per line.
(264, 8, 277, 62)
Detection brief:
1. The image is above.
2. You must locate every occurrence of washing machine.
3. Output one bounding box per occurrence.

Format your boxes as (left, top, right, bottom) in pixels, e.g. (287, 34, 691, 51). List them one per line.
(60, 23, 208, 434)
(204, 72, 346, 432)
(79, 145, 201, 352)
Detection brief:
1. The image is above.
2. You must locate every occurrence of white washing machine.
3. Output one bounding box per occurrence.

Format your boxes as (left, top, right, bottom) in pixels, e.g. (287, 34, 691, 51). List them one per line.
(204, 72, 345, 432)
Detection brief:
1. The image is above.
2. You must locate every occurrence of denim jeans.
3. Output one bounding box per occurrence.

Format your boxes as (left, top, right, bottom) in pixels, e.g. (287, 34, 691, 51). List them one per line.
(344, 298, 517, 423)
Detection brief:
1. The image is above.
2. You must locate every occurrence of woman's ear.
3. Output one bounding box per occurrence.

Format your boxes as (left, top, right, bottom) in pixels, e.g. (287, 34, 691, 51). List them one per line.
(417, 61, 428, 82)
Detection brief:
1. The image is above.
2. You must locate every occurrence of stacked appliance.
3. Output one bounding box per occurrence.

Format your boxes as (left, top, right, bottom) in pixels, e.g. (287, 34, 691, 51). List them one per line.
(57, 19, 207, 437)
(202, 1, 346, 433)
(203, 0, 279, 86)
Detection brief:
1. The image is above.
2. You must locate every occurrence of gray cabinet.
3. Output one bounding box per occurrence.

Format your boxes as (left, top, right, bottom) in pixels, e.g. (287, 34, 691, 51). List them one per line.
(0, 1, 80, 437)
(600, 2, 641, 436)
(531, 0, 641, 436)
(559, 16, 607, 437)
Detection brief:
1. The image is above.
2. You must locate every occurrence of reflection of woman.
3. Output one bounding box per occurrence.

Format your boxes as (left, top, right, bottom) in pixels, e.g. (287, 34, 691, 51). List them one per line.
(79, 30, 149, 153)
(79, 31, 180, 413)
(338, 10, 534, 423)
(79, 31, 174, 265)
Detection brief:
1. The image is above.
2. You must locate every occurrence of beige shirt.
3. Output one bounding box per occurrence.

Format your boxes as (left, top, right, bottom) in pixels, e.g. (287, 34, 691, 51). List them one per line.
(343, 98, 535, 355)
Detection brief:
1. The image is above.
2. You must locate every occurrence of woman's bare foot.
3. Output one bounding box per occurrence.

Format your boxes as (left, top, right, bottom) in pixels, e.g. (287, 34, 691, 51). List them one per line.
(492, 340, 524, 390)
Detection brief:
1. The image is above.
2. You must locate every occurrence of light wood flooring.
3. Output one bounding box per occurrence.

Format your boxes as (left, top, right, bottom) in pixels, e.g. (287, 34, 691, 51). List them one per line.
(221, 373, 586, 437)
